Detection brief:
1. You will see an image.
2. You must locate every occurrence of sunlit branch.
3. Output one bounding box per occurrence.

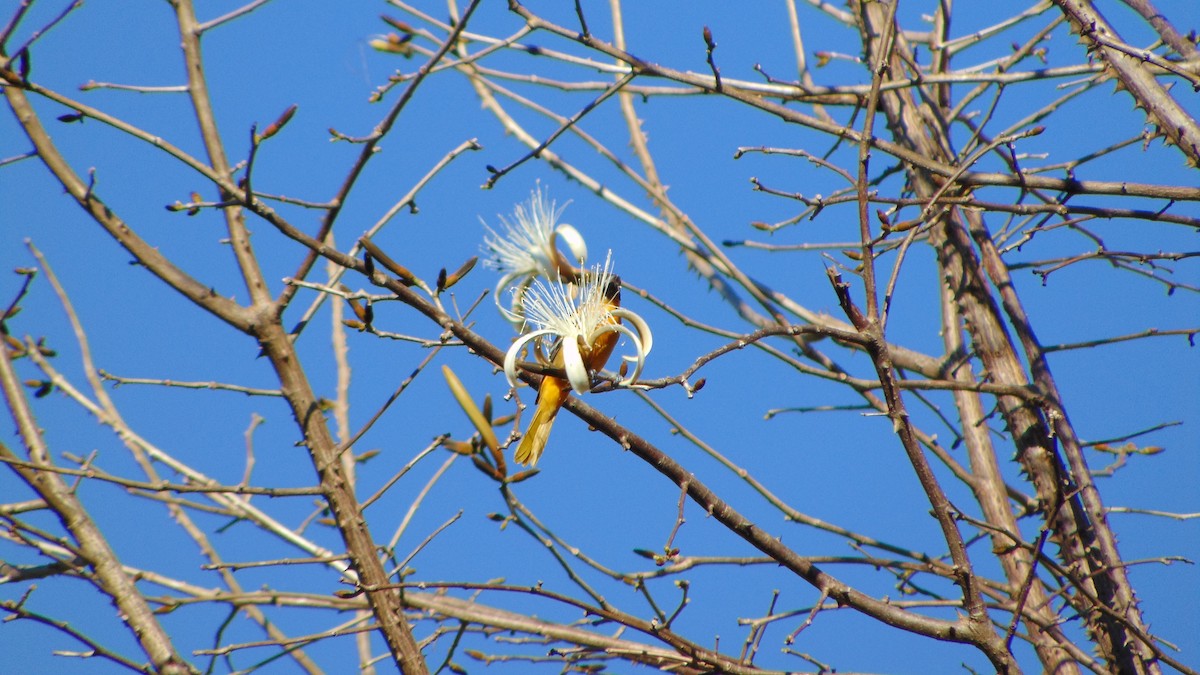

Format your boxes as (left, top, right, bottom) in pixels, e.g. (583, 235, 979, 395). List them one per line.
(0, 456, 321, 497)
(196, 0, 275, 33)
(97, 371, 283, 397)
(79, 81, 188, 93)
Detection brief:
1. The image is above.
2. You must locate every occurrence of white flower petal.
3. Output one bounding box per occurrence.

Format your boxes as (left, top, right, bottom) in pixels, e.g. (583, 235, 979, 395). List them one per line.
(554, 224, 588, 265)
(493, 270, 524, 318)
(624, 338, 649, 385)
(532, 335, 555, 366)
(562, 336, 592, 394)
(591, 322, 648, 386)
(504, 329, 552, 387)
(500, 277, 540, 328)
(611, 307, 653, 358)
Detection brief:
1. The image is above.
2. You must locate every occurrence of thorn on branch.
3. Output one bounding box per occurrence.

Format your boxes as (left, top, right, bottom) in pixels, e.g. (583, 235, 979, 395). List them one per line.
(826, 266, 867, 330)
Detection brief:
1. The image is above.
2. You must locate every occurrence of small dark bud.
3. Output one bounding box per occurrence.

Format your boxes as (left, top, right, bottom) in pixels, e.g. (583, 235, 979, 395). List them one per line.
(381, 15, 414, 33)
(258, 104, 298, 142)
(507, 468, 540, 483)
(442, 256, 477, 290)
(16, 49, 30, 79)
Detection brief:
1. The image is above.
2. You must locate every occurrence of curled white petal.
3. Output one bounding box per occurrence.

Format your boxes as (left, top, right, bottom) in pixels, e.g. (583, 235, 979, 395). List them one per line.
(498, 277, 539, 328)
(529, 334, 554, 367)
(611, 307, 653, 358)
(562, 336, 591, 394)
(504, 329, 553, 388)
(554, 223, 588, 266)
(492, 270, 524, 319)
(590, 322, 650, 386)
(620, 329, 651, 385)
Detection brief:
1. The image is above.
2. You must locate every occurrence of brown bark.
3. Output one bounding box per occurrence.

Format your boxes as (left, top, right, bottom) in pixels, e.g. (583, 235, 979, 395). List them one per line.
(853, 2, 1158, 672)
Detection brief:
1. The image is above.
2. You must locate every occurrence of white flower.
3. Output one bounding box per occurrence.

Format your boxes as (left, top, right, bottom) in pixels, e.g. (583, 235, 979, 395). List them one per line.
(503, 253, 652, 395)
(482, 184, 588, 322)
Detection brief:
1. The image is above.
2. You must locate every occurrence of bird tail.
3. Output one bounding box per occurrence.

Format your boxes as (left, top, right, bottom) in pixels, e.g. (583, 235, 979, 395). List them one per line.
(514, 378, 569, 466)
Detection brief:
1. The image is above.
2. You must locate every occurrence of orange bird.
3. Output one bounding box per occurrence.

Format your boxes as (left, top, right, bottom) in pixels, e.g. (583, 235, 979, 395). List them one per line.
(513, 278, 623, 466)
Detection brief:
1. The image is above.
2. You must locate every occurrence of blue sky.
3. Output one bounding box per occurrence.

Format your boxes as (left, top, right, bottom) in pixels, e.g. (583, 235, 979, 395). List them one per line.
(2, 1, 1198, 673)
